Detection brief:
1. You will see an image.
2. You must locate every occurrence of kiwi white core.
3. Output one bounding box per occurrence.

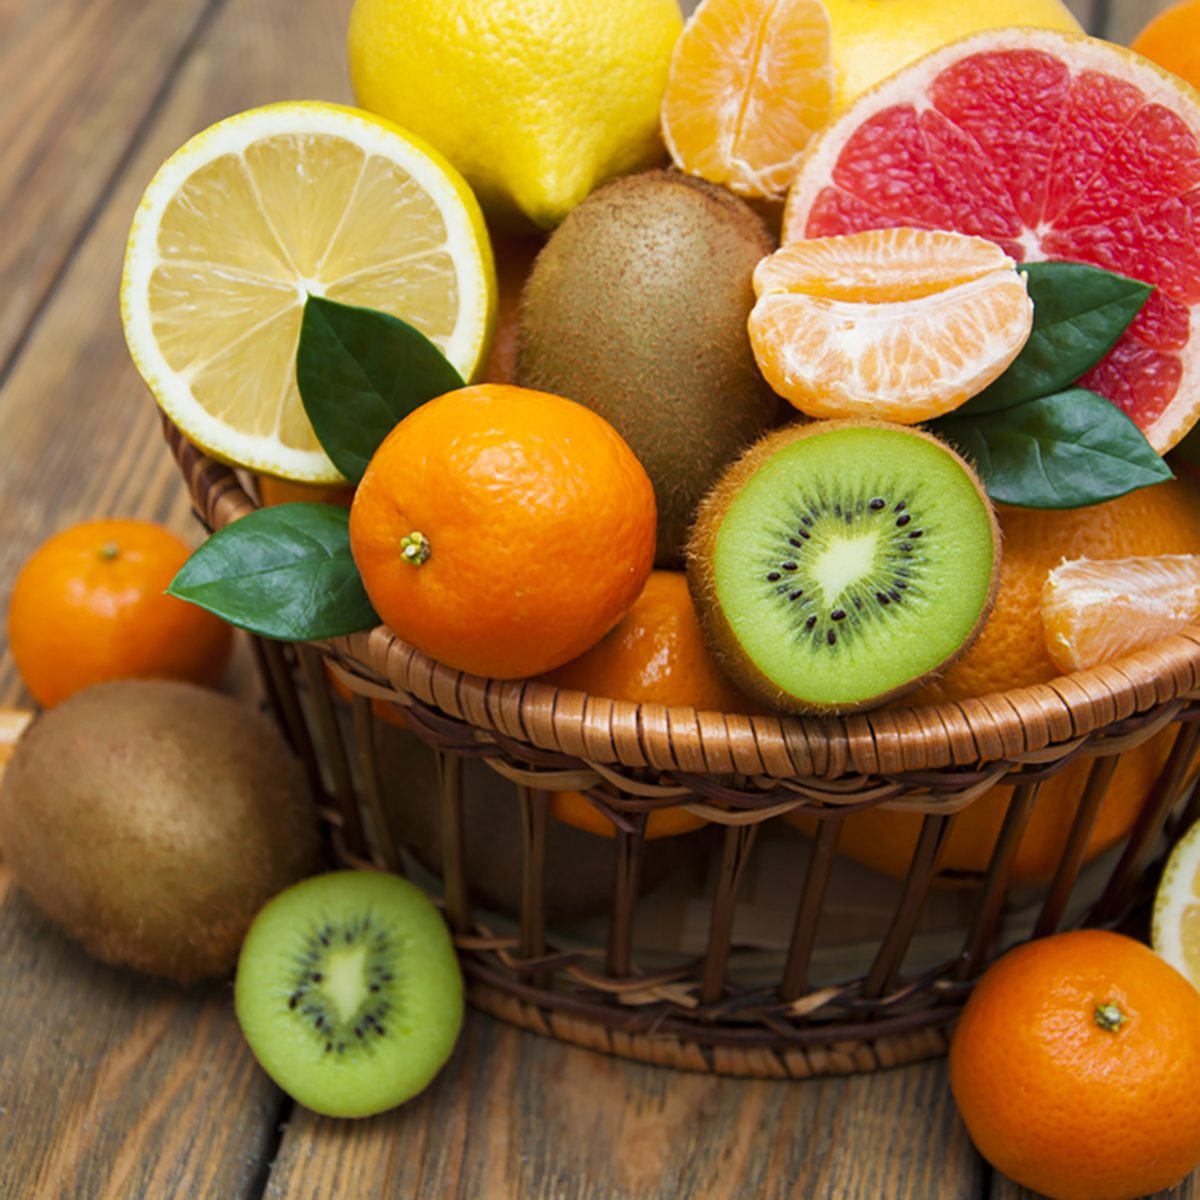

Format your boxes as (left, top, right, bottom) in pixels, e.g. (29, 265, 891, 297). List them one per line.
(711, 424, 996, 708)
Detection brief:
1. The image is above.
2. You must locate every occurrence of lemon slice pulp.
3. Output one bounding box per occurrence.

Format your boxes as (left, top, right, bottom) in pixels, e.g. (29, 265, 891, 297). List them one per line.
(121, 102, 495, 482)
(1152, 817, 1200, 989)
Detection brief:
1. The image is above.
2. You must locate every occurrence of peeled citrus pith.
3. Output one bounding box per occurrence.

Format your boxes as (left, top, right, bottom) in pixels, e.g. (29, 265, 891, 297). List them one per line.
(784, 28, 1200, 452)
(122, 102, 495, 482)
(1042, 553, 1200, 672)
(748, 228, 1032, 421)
(661, 0, 834, 198)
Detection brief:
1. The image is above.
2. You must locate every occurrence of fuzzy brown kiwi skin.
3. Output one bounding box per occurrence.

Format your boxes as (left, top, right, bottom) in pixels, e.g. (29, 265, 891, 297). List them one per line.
(685, 419, 1002, 716)
(0, 680, 321, 983)
(518, 168, 785, 569)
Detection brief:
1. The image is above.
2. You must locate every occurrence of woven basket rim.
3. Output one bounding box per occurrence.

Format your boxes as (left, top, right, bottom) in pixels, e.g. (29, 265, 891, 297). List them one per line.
(167, 418, 1200, 779)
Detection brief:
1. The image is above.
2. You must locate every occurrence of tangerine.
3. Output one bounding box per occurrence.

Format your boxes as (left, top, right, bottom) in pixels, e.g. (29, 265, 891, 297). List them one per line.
(349, 384, 656, 679)
(542, 571, 761, 838)
(1131, 0, 1200, 92)
(950, 930, 1200, 1200)
(8, 519, 233, 707)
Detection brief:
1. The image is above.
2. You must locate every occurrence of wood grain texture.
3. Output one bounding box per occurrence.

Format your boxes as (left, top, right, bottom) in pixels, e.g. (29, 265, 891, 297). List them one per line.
(0, 0, 218, 369)
(0, 862, 283, 1200)
(266, 1015, 982, 1200)
(0, 0, 357, 707)
(992, 1172, 1197, 1198)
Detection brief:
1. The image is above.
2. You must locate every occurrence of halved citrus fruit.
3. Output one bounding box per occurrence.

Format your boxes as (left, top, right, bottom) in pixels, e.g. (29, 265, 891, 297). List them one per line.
(1042, 553, 1200, 672)
(660, 0, 834, 199)
(1153, 817, 1200, 991)
(748, 228, 1033, 421)
(784, 28, 1200, 453)
(121, 102, 496, 482)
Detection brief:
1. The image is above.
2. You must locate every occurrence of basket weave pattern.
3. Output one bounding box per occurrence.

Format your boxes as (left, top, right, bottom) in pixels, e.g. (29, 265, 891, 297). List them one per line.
(167, 418, 1200, 1078)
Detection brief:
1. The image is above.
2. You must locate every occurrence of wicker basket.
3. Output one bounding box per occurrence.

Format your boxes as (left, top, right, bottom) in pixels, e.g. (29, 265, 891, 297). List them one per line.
(167, 418, 1200, 1079)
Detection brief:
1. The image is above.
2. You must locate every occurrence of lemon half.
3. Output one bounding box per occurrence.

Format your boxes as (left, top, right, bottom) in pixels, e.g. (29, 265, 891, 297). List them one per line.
(121, 102, 496, 482)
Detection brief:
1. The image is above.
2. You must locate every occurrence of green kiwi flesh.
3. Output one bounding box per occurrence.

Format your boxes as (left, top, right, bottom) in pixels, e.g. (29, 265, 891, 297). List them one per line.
(518, 169, 782, 567)
(688, 421, 1000, 714)
(0, 679, 320, 982)
(235, 870, 463, 1119)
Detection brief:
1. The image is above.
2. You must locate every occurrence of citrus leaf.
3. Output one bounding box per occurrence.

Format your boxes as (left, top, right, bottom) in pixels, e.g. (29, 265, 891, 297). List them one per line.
(296, 295, 464, 483)
(960, 263, 1153, 415)
(167, 503, 378, 640)
(934, 388, 1173, 509)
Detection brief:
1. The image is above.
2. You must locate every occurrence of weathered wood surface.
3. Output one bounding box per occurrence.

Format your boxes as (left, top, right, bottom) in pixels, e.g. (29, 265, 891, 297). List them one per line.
(0, 0, 1191, 1196)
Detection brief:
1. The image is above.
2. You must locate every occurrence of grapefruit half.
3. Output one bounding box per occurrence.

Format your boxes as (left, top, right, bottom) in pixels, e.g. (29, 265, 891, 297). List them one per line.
(784, 28, 1200, 453)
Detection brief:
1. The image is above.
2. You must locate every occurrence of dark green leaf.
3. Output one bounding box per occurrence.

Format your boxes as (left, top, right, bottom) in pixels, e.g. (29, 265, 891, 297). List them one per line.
(167, 503, 378, 640)
(934, 388, 1173, 509)
(297, 295, 464, 483)
(961, 262, 1153, 415)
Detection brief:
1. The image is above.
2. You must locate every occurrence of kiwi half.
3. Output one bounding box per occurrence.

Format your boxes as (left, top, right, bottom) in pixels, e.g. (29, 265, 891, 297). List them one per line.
(235, 871, 463, 1118)
(687, 421, 1000, 714)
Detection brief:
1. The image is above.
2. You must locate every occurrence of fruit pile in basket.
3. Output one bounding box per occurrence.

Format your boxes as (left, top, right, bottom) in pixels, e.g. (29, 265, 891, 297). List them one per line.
(8, 0, 1200, 1187)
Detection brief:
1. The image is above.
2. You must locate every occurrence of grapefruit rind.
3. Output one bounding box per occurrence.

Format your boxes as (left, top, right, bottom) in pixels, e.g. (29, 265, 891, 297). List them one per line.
(783, 27, 1200, 454)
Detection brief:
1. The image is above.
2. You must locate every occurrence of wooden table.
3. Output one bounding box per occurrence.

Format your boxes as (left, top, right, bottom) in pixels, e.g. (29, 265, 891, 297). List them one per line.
(0, 0, 1191, 1195)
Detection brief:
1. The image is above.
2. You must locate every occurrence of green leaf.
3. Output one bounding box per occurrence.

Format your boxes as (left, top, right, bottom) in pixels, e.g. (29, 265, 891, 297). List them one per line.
(934, 388, 1173, 509)
(296, 295, 465, 483)
(960, 262, 1153, 415)
(167, 503, 379, 640)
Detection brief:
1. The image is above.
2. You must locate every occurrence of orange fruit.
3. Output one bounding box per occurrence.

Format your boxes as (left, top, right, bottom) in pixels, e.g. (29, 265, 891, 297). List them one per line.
(917, 479, 1200, 705)
(748, 229, 1033, 421)
(791, 734, 1171, 886)
(256, 475, 355, 509)
(789, 478, 1200, 882)
(542, 571, 761, 838)
(7, 519, 233, 708)
(1131, 0, 1200, 92)
(785, 28, 1200, 453)
(1043, 554, 1200, 673)
(950, 930, 1200, 1200)
(660, 0, 834, 199)
(349, 384, 656, 679)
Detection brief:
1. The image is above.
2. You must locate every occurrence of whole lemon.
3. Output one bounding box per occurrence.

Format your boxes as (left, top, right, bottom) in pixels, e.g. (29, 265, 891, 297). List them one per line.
(822, 0, 1081, 112)
(348, 0, 683, 230)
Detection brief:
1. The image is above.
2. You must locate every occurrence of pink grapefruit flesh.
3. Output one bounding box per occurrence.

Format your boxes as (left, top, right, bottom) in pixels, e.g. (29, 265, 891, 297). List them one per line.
(784, 28, 1200, 453)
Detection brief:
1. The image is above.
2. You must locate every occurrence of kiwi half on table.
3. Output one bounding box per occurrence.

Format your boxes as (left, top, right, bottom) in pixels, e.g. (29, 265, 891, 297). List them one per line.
(235, 871, 463, 1119)
(687, 420, 1000, 714)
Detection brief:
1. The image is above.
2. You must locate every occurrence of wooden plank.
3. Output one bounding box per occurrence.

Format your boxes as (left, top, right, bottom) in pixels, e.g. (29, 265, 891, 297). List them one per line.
(0, 0, 218, 369)
(0, 862, 283, 1199)
(265, 1016, 983, 1199)
(0, 0, 357, 706)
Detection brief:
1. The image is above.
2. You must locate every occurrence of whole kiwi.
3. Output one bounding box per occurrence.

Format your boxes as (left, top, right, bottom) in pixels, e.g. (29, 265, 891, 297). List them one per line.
(0, 680, 321, 982)
(518, 169, 782, 567)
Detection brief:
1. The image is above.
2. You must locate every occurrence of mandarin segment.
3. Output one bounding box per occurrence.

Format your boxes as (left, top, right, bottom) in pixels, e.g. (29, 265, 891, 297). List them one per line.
(1042, 553, 1200, 673)
(748, 229, 1032, 422)
(661, 0, 834, 199)
(348, 384, 656, 680)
